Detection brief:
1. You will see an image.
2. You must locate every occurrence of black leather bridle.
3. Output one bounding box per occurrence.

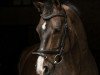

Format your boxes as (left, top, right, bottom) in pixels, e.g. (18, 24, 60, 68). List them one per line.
(32, 13, 68, 65)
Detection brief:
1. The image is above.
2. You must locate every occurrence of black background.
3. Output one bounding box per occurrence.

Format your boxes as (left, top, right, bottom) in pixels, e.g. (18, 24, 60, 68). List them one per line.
(0, 0, 100, 75)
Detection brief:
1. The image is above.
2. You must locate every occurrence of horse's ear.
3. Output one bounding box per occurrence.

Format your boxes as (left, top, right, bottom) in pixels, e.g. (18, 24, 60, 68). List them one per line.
(33, 2, 44, 12)
(53, 0, 61, 6)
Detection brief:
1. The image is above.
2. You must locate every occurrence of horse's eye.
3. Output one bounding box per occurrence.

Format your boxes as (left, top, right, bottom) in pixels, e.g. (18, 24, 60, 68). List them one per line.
(54, 28, 61, 33)
(35, 64, 37, 68)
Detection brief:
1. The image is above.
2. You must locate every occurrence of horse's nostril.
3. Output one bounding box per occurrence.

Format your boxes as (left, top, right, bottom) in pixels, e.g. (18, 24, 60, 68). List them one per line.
(44, 66, 49, 74)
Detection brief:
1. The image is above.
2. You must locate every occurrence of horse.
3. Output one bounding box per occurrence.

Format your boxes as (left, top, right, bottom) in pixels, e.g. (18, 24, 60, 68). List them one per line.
(18, 0, 98, 75)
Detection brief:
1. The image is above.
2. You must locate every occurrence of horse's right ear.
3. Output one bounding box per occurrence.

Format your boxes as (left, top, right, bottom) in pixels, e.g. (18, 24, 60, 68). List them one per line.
(33, 2, 44, 12)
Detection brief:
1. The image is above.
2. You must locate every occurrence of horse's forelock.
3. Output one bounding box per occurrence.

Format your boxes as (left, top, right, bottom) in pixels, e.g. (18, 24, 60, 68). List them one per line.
(43, 1, 53, 15)
(43, 0, 66, 15)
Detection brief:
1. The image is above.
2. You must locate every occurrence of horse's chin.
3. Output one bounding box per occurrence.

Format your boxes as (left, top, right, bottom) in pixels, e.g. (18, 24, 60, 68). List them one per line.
(44, 71, 54, 75)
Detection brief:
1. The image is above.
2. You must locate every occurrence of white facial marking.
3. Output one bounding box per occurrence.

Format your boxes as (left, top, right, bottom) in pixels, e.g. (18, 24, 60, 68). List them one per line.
(42, 22, 46, 30)
(36, 22, 46, 75)
(41, 48, 44, 50)
(36, 56, 45, 75)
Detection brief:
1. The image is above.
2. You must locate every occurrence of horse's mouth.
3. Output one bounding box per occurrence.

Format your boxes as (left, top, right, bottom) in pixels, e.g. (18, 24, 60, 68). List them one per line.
(44, 70, 50, 75)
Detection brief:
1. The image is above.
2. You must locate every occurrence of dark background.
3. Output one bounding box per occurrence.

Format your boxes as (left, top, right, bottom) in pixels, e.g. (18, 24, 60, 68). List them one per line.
(0, 0, 100, 75)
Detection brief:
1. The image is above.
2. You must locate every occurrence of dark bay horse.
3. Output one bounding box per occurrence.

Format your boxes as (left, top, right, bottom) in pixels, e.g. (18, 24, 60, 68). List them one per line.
(18, 0, 98, 75)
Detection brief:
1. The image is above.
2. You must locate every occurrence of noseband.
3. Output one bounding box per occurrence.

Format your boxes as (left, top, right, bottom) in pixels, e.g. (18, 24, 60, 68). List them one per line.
(32, 13, 68, 65)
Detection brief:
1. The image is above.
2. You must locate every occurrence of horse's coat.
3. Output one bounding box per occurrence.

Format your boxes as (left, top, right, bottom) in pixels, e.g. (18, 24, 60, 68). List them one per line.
(18, 0, 98, 75)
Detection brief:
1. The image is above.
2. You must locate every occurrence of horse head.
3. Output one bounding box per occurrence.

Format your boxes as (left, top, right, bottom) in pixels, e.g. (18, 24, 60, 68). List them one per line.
(33, 1, 74, 75)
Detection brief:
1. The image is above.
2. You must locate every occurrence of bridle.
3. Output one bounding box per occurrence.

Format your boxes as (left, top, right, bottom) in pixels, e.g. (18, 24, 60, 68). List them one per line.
(32, 13, 68, 65)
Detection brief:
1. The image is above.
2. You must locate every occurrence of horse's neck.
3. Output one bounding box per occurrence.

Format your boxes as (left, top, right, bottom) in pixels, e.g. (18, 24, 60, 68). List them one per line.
(64, 4, 88, 51)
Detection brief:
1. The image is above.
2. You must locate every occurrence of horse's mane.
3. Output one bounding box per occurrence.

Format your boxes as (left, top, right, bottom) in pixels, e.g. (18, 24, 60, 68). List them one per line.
(62, 2, 88, 52)
(43, 0, 80, 16)
(66, 3, 80, 16)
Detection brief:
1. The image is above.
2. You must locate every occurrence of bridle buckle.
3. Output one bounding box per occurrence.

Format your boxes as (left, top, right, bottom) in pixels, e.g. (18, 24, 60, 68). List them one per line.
(54, 54, 63, 64)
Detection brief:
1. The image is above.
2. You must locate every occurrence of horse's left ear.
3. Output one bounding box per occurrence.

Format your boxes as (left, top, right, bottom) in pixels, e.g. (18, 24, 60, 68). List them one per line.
(33, 2, 44, 12)
(53, 0, 61, 6)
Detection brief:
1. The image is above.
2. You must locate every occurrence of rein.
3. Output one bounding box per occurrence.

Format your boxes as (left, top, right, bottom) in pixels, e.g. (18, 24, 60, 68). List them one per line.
(32, 13, 68, 65)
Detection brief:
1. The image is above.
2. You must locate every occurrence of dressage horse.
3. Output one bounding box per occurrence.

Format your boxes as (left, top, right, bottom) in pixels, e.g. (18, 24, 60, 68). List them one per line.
(18, 1, 98, 75)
